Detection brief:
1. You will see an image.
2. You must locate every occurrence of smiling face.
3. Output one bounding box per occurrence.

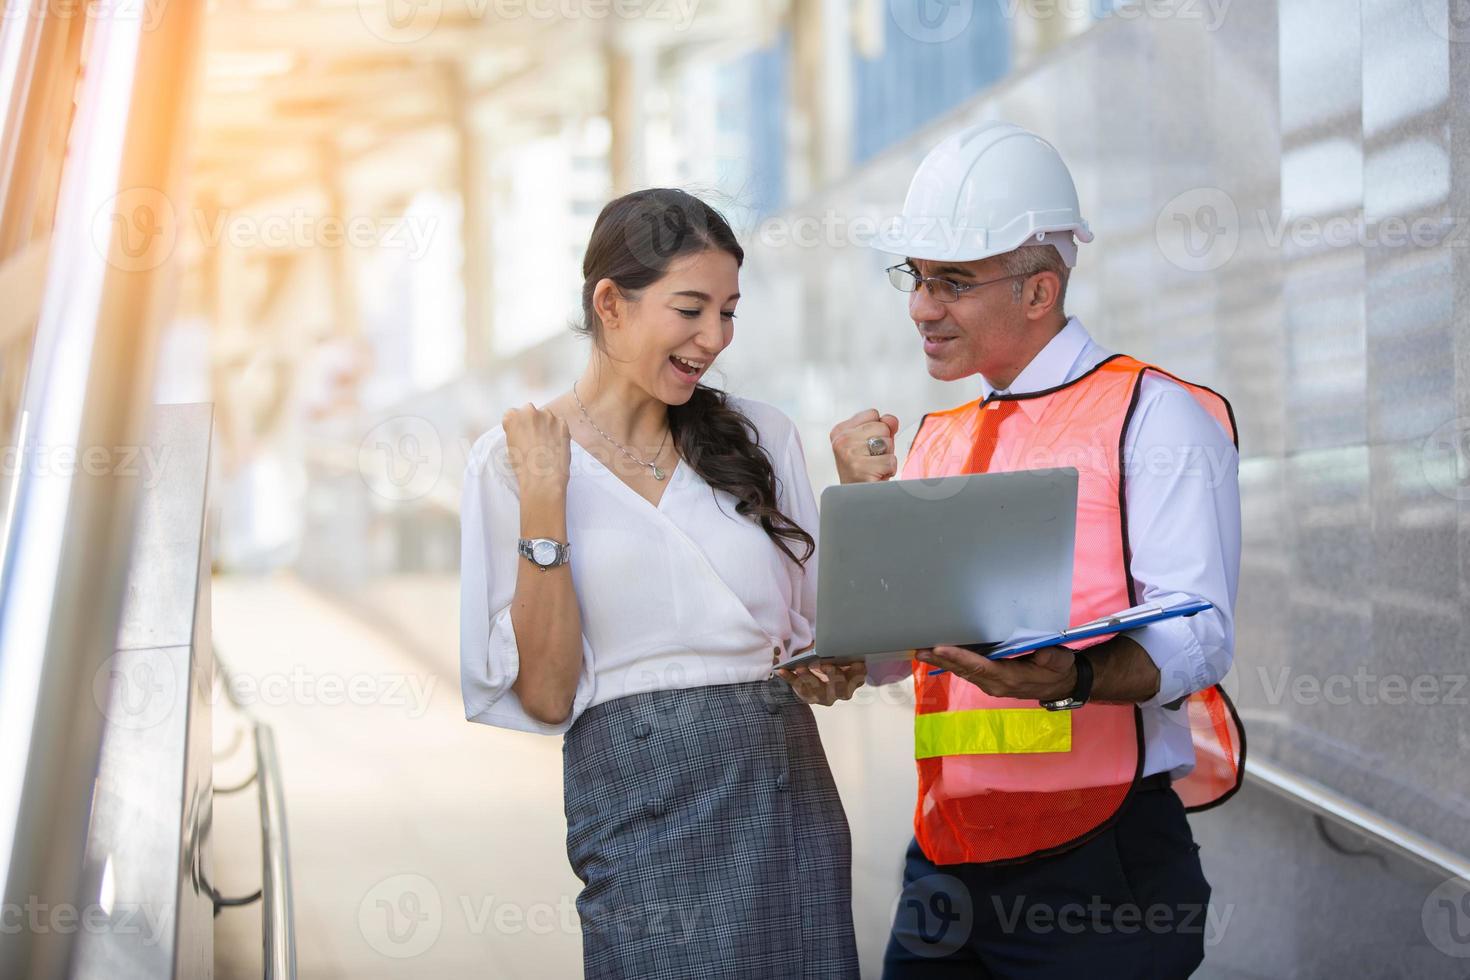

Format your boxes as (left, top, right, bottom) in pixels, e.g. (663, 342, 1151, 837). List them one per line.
(907, 255, 1030, 383)
(593, 248, 740, 404)
(906, 252, 1064, 388)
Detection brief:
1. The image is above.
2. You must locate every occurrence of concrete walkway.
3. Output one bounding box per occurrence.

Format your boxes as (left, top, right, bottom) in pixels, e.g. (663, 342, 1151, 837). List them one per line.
(211, 570, 917, 977)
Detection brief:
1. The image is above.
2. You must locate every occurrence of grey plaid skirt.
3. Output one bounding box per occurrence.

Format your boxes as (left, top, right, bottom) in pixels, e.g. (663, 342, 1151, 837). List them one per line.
(562, 677, 859, 979)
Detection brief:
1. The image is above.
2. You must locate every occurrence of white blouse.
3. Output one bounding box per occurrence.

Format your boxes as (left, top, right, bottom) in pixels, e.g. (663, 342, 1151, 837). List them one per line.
(459, 396, 820, 735)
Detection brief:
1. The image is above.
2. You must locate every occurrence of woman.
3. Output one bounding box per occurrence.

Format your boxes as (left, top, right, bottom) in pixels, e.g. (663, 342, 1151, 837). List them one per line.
(459, 188, 866, 979)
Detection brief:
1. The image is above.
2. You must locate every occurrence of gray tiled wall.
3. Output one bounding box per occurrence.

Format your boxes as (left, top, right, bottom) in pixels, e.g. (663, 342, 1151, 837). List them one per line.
(717, 1, 1469, 971)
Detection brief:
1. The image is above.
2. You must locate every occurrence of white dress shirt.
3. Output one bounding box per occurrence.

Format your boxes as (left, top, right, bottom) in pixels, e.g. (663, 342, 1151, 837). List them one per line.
(459, 396, 819, 735)
(878, 316, 1242, 779)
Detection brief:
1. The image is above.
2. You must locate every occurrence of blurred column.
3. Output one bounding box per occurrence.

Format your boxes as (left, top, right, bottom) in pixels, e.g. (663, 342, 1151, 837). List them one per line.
(816, 0, 854, 186)
(0, 3, 87, 539)
(0, 0, 84, 255)
(322, 140, 361, 340)
(606, 38, 651, 195)
(1013, 0, 1091, 63)
(451, 65, 494, 376)
(788, 0, 854, 198)
(206, 195, 248, 474)
(787, 0, 818, 202)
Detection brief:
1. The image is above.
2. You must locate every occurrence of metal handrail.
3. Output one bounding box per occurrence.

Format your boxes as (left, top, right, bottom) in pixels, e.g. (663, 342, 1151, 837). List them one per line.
(254, 723, 297, 980)
(1246, 757, 1470, 884)
(217, 648, 297, 979)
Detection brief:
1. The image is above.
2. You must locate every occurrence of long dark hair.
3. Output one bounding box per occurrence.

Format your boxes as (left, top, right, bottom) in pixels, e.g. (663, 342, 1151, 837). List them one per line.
(574, 188, 814, 567)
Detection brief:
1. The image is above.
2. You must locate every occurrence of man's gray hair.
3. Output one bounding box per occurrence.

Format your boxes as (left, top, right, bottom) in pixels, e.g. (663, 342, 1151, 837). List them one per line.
(997, 244, 1070, 313)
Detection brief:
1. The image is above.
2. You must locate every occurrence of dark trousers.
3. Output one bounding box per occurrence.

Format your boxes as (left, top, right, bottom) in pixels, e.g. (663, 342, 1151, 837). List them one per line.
(882, 781, 1212, 979)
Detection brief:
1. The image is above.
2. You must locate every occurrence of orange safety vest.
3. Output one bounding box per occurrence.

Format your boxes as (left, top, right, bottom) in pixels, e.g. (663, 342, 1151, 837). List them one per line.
(901, 353, 1245, 866)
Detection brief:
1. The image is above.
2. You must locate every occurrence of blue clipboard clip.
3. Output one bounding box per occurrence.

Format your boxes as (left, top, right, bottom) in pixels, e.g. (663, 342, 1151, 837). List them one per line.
(924, 599, 1214, 675)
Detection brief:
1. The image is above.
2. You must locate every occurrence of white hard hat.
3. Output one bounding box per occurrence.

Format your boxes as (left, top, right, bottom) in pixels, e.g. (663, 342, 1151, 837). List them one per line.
(874, 121, 1093, 267)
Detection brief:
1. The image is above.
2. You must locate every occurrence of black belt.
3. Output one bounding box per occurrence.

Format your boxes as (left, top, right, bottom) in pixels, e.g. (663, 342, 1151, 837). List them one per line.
(1137, 772, 1172, 793)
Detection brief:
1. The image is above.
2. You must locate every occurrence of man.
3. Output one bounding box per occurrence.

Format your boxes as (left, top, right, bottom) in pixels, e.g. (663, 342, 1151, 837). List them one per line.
(830, 122, 1245, 977)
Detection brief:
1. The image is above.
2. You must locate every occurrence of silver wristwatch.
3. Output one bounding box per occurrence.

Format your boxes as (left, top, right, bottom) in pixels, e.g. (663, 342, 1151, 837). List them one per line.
(1040, 650, 1093, 711)
(518, 537, 571, 570)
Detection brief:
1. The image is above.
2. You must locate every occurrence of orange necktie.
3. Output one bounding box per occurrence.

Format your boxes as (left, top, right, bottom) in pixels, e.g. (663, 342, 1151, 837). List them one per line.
(964, 397, 1021, 474)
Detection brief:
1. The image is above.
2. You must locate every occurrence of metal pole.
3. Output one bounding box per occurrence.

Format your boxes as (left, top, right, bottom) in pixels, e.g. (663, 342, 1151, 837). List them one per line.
(0, 0, 205, 975)
(255, 723, 297, 980)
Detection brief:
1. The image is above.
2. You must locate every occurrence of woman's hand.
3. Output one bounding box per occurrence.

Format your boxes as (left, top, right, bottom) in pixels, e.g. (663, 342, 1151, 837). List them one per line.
(776, 662, 867, 706)
(503, 404, 572, 496)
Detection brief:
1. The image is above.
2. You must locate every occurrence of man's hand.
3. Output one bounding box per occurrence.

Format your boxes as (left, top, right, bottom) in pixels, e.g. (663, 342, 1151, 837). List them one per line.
(919, 636, 1164, 704)
(831, 409, 901, 484)
(776, 662, 867, 706)
(914, 645, 1077, 701)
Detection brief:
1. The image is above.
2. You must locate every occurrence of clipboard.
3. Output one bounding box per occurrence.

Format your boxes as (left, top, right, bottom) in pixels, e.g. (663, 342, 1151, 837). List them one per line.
(774, 598, 1213, 673)
(951, 598, 1214, 661)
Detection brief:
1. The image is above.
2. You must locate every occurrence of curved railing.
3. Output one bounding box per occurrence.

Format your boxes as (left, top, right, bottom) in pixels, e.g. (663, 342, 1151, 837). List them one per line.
(215, 648, 298, 980)
(254, 724, 296, 980)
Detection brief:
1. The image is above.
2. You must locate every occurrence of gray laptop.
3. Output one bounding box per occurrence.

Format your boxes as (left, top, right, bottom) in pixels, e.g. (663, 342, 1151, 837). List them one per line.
(784, 467, 1079, 667)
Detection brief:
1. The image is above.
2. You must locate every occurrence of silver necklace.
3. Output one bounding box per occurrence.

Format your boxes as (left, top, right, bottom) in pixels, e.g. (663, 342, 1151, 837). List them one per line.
(572, 381, 671, 481)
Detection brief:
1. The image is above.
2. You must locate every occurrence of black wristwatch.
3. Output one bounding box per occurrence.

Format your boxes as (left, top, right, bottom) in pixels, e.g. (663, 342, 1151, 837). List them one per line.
(1040, 649, 1093, 711)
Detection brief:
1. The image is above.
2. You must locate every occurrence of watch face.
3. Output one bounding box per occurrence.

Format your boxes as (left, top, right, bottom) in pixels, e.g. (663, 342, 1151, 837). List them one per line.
(531, 540, 558, 566)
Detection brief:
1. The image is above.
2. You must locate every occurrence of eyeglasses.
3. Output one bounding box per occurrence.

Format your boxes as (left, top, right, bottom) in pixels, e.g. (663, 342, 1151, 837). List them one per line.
(886, 263, 1028, 304)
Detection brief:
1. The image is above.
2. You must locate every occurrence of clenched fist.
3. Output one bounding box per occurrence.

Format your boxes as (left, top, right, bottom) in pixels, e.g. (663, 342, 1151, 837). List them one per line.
(830, 409, 901, 485)
(502, 404, 571, 495)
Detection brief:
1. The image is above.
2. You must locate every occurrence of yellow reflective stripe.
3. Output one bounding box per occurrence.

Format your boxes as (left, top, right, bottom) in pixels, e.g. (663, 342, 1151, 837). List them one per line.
(914, 709, 1073, 759)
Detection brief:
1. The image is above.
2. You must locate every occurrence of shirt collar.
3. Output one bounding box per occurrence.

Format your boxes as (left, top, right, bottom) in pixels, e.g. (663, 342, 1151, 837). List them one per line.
(978, 316, 1093, 421)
